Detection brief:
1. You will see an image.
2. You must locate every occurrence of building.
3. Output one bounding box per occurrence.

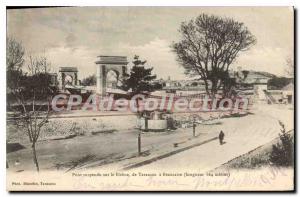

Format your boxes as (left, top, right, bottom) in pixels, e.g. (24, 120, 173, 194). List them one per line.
(282, 82, 294, 104)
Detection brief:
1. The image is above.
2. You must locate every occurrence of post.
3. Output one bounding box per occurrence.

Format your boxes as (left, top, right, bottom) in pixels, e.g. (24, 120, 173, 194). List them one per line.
(96, 65, 106, 95)
(145, 117, 148, 132)
(138, 132, 141, 156)
(193, 118, 196, 137)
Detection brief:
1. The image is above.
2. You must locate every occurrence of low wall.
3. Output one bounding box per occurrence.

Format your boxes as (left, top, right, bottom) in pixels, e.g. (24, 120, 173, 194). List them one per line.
(138, 118, 167, 131)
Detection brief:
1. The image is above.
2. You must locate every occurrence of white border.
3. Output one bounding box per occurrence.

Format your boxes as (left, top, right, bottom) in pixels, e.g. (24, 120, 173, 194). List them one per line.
(1, 0, 298, 196)
(3, 0, 297, 6)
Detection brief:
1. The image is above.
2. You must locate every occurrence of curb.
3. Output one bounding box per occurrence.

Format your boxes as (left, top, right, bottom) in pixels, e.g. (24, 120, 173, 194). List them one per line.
(122, 136, 218, 170)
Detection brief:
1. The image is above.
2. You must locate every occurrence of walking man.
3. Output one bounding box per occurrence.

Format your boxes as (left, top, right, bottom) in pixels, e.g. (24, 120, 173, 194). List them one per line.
(219, 130, 225, 145)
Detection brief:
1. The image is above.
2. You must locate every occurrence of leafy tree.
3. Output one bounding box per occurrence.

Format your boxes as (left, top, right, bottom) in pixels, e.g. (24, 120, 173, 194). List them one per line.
(120, 55, 157, 95)
(151, 81, 163, 90)
(222, 72, 237, 97)
(81, 74, 96, 86)
(269, 121, 294, 166)
(120, 55, 158, 114)
(172, 14, 256, 98)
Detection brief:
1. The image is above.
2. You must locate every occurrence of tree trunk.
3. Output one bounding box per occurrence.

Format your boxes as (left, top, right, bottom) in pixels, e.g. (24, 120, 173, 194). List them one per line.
(135, 98, 140, 113)
(32, 143, 39, 172)
(210, 81, 217, 100)
(203, 79, 211, 98)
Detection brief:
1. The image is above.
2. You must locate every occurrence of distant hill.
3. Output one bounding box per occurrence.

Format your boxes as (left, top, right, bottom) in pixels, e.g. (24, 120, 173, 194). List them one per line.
(245, 70, 277, 79)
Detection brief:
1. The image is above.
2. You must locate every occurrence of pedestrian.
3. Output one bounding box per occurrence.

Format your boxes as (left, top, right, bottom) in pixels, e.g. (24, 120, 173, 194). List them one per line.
(219, 130, 225, 145)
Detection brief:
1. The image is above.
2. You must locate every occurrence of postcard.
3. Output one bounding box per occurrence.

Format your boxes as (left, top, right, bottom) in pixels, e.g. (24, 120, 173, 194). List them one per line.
(6, 6, 294, 191)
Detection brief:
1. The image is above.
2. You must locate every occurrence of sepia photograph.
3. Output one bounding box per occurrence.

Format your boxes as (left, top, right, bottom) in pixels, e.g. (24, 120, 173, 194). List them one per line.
(6, 6, 294, 191)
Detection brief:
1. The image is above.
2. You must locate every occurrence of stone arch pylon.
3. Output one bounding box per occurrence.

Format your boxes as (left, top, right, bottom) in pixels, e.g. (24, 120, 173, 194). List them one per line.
(95, 56, 128, 95)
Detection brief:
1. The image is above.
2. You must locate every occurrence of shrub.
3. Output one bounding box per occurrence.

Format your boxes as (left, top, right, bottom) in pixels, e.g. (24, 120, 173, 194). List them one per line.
(269, 121, 294, 166)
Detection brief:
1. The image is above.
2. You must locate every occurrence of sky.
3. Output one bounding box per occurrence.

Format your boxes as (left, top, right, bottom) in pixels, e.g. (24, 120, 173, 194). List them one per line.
(7, 7, 294, 80)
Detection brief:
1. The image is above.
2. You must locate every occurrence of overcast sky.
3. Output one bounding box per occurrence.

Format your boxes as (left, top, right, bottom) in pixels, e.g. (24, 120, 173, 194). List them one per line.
(7, 7, 294, 80)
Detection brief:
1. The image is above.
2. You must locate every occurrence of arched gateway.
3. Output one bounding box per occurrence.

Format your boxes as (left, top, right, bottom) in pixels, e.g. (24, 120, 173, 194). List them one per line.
(95, 56, 128, 95)
(59, 67, 78, 89)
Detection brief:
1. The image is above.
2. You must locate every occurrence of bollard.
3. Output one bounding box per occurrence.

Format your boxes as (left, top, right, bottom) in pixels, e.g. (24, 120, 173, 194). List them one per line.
(193, 122, 196, 137)
(145, 117, 148, 132)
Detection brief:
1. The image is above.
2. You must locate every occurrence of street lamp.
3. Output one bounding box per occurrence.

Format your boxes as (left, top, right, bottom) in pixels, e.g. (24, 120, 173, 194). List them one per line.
(189, 114, 201, 138)
(192, 117, 196, 137)
(138, 111, 148, 156)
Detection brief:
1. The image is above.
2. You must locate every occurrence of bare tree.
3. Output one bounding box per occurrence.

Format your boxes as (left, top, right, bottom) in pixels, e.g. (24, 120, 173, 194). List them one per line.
(172, 14, 256, 98)
(8, 53, 57, 172)
(6, 37, 25, 71)
(27, 55, 52, 75)
(285, 56, 294, 78)
(81, 74, 96, 86)
(7, 38, 25, 108)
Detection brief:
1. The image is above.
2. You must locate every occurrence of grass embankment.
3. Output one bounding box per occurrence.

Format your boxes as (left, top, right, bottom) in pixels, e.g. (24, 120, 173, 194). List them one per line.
(219, 132, 294, 169)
